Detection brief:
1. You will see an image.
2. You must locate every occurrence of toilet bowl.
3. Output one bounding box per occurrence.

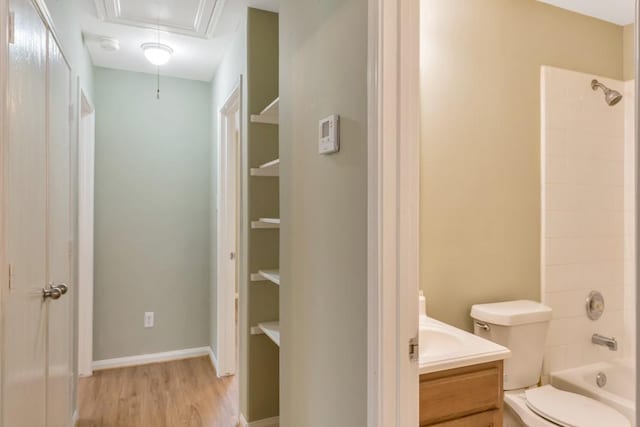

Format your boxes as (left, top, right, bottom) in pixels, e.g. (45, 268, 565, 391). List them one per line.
(503, 386, 629, 427)
(470, 300, 629, 427)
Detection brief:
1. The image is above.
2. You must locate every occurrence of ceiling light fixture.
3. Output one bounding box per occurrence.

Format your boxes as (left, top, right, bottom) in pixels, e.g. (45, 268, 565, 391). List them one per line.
(141, 42, 173, 66)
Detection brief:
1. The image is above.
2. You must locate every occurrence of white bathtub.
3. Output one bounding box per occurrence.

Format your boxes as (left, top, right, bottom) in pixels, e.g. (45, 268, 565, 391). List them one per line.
(551, 360, 635, 425)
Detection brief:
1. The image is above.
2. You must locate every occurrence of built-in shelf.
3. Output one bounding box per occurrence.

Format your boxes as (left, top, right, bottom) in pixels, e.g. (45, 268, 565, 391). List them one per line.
(251, 218, 280, 229)
(251, 321, 280, 347)
(250, 158, 280, 177)
(250, 97, 279, 125)
(251, 269, 280, 285)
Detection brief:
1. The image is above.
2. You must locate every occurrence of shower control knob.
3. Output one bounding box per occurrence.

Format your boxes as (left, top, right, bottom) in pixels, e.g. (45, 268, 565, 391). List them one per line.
(586, 291, 605, 321)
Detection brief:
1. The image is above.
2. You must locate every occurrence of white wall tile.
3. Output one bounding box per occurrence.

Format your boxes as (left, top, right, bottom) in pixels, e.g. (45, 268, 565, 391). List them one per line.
(544, 262, 623, 293)
(541, 66, 631, 373)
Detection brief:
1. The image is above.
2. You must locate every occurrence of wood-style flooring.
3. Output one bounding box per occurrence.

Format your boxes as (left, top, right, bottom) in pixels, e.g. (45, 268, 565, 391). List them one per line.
(78, 356, 238, 427)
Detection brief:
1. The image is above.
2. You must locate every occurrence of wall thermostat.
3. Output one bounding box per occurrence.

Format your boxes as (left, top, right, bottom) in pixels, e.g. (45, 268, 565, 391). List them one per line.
(318, 114, 340, 154)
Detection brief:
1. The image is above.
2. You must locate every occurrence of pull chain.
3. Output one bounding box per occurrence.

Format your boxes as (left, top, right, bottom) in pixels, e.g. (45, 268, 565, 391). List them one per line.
(156, 6, 160, 100)
(156, 66, 160, 100)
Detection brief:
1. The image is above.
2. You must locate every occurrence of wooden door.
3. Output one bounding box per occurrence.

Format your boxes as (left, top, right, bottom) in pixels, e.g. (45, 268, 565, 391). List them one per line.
(45, 32, 73, 427)
(3, 0, 49, 425)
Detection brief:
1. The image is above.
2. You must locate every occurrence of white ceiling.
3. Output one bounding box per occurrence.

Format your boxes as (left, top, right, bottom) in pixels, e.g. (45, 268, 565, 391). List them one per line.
(538, 0, 635, 26)
(82, 0, 278, 82)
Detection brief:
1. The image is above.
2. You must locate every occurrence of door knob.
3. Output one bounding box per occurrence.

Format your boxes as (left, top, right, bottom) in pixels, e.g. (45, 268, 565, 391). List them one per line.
(53, 283, 69, 295)
(43, 287, 62, 300)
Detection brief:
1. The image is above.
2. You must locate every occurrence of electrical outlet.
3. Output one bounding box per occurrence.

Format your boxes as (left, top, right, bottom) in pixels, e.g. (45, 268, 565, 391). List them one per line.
(144, 312, 154, 328)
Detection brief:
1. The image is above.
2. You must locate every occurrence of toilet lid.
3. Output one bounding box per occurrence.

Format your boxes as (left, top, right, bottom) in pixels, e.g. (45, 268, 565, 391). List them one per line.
(525, 385, 629, 427)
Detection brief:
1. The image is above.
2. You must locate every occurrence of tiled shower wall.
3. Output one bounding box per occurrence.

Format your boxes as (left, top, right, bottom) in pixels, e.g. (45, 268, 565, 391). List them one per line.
(541, 66, 633, 375)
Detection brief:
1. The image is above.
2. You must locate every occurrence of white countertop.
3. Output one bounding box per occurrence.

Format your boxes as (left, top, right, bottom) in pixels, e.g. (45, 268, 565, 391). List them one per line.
(419, 317, 511, 375)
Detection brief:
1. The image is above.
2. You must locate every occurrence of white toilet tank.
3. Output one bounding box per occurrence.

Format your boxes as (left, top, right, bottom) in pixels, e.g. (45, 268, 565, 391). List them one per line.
(470, 300, 552, 391)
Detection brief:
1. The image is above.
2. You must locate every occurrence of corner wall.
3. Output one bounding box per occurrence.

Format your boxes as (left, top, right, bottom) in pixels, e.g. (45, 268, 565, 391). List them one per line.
(279, 0, 368, 425)
(44, 0, 94, 99)
(209, 11, 247, 360)
(623, 79, 636, 363)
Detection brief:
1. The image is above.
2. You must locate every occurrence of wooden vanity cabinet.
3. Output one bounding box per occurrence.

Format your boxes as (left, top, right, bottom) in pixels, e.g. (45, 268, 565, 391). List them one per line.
(419, 360, 503, 427)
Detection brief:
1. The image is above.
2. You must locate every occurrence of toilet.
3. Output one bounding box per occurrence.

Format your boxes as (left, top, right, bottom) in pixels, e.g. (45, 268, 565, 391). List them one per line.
(470, 300, 630, 427)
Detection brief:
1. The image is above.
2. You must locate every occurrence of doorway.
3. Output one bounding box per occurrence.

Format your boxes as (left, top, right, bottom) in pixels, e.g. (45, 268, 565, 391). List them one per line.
(217, 79, 242, 378)
(77, 89, 95, 378)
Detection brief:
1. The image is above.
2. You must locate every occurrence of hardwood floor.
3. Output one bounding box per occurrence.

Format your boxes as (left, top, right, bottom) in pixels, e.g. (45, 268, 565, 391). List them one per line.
(78, 356, 238, 427)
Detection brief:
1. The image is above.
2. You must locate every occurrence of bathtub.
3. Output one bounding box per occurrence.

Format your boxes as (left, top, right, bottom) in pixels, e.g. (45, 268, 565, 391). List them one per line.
(550, 360, 635, 425)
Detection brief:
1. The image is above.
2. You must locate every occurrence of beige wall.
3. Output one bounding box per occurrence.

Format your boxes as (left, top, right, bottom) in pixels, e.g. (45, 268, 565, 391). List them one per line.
(624, 24, 635, 80)
(420, 0, 626, 330)
(280, 0, 368, 425)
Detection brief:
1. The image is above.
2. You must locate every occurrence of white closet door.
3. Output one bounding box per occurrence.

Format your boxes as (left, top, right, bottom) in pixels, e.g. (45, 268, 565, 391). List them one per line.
(3, 0, 49, 425)
(45, 33, 73, 427)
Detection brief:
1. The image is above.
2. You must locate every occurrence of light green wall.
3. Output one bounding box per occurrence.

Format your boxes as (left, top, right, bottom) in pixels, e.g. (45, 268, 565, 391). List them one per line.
(93, 67, 211, 360)
(420, 0, 626, 331)
(44, 0, 94, 100)
(279, 0, 368, 425)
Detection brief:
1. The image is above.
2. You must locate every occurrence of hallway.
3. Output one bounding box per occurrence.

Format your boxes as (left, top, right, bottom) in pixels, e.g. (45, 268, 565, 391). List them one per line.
(78, 357, 237, 427)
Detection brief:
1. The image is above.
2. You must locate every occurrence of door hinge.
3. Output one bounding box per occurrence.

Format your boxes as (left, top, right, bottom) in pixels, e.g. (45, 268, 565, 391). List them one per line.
(8, 264, 13, 291)
(409, 336, 419, 362)
(8, 12, 15, 45)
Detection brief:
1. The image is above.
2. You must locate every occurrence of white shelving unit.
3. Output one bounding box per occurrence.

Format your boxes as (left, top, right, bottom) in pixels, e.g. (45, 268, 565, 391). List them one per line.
(250, 158, 280, 177)
(251, 269, 280, 285)
(251, 218, 280, 229)
(250, 97, 280, 351)
(251, 321, 280, 347)
(250, 97, 279, 125)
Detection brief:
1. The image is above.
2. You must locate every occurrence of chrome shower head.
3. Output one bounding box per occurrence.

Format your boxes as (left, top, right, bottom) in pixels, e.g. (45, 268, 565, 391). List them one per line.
(591, 79, 623, 106)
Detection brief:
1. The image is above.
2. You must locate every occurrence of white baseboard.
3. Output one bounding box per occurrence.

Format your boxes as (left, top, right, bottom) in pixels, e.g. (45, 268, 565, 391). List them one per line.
(208, 346, 219, 373)
(239, 414, 279, 427)
(92, 346, 210, 371)
(72, 409, 79, 426)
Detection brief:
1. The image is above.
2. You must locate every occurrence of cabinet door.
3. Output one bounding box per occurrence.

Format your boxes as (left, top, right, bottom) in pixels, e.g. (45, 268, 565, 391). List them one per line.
(429, 410, 502, 427)
(46, 32, 73, 427)
(3, 0, 49, 425)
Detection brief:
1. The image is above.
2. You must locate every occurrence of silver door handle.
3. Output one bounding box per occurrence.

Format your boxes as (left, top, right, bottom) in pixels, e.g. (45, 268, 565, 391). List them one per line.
(43, 287, 62, 300)
(52, 283, 69, 295)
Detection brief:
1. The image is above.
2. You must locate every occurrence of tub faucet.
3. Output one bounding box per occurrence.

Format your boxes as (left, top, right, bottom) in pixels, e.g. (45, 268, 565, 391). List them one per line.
(592, 334, 617, 351)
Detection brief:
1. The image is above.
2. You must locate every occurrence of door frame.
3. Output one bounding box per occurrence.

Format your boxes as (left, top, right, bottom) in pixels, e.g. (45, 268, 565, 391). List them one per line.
(367, 0, 420, 426)
(216, 78, 242, 377)
(0, 0, 7, 422)
(77, 87, 95, 377)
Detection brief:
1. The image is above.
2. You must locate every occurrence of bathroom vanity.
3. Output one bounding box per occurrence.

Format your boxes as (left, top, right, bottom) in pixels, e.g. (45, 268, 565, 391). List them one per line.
(420, 360, 503, 426)
(419, 317, 510, 426)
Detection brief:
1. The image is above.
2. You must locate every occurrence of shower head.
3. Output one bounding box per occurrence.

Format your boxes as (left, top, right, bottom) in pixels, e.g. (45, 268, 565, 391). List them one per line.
(591, 79, 623, 106)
